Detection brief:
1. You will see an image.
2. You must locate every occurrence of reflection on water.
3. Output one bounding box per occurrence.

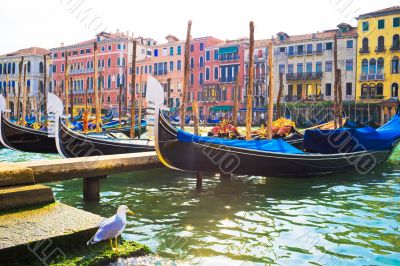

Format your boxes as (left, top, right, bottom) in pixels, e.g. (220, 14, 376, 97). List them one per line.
(51, 167, 400, 265)
(2, 147, 400, 265)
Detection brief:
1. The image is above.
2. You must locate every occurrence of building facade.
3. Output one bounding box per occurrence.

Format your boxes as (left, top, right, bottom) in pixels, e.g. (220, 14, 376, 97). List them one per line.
(50, 31, 155, 115)
(356, 6, 400, 102)
(272, 24, 357, 103)
(0, 47, 51, 118)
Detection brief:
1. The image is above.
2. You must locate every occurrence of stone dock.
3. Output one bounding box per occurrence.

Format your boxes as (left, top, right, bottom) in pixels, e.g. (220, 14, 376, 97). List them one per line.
(0, 152, 160, 264)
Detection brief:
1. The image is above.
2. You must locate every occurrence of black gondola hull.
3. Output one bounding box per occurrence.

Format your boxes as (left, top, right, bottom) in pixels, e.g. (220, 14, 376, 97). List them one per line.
(0, 113, 57, 153)
(156, 111, 393, 178)
(57, 119, 154, 158)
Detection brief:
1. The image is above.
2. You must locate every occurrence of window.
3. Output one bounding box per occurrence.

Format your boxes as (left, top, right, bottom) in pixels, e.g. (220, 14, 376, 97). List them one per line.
(149, 65, 152, 74)
(190, 73, 194, 85)
(279, 64, 285, 74)
(279, 47, 286, 53)
(288, 64, 294, 73)
(362, 38, 369, 51)
(394, 17, 400, 28)
(346, 83, 352, 95)
(206, 51, 210, 61)
(346, 59, 353, 71)
(393, 34, 400, 49)
(199, 56, 204, 67)
(325, 61, 332, 72)
(52, 65, 56, 73)
(200, 43, 204, 51)
(170, 61, 174, 71)
(326, 42, 333, 50)
(297, 63, 303, 73)
(107, 75, 111, 88)
(307, 44, 313, 54)
(362, 59, 368, 74)
(369, 59, 377, 74)
(325, 83, 332, 96)
(72, 50, 78, 56)
(190, 44, 194, 52)
(377, 83, 383, 96)
(170, 47, 174, 56)
(162, 48, 167, 56)
(199, 73, 203, 85)
(306, 62, 312, 73)
(62, 64, 65, 72)
(205, 68, 210, 80)
(214, 50, 219, 60)
(101, 46, 105, 52)
(377, 58, 384, 74)
(107, 58, 111, 68)
(177, 60, 182, 71)
(362, 21, 369, 31)
(316, 62, 322, 73)
(378, 36, 385, 51)
(316, 43, 323, 53)
(53, 53, 58, 59)
(86, 48, 91, 54)
(392, 56, 399, 74)
(392, 83, 399, 97)
(190, 58, 194, 69)
(108, 45, 112, 51)
(288, 46, 294, 55)
(378, 19, 385, 29)
(154, 49, 159, 57)
(27, 61, 31, 73)
(177, 46, 182, 55)
(214, 67, 219, 80)
(80, 49, 84, 55)
(297, 45, 304, 55)
(346, 40, 353, 48)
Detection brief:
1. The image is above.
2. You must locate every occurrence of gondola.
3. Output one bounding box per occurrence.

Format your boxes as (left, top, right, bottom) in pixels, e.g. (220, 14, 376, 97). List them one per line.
(55, 118, 154, 158)
(155, 108, 400, 178)
(0, 112, 58, 153)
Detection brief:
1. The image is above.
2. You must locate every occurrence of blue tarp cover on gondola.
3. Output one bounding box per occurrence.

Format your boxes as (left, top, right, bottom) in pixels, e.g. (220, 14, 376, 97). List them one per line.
(304, 114, 400, 154)
(177, 130, 305, 154)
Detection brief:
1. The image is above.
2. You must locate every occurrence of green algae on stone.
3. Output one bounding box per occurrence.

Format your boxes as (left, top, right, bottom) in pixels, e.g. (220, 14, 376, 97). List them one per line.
(48, 240, 151, 266)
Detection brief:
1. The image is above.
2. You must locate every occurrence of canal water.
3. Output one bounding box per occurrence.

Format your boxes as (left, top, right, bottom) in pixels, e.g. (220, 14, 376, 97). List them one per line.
(1, 148, 400, 265)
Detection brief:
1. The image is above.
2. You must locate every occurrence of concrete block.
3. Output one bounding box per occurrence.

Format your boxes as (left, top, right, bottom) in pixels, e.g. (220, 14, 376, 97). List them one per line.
(0, 163, 34, 187)
(0, 184, 54, 211)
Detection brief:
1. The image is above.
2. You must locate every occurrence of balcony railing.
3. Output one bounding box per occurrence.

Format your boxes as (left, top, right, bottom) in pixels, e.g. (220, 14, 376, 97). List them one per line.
(359, 48, 370, 54)
(219, 77, 236, 83)
(360, 73, 385, 81)
(219, 55, 240, 62)
(375, 46, 386, 53)
(390, 45, 400, 52)
(286, 72, 323, 81)
(359, 95, 384, 100)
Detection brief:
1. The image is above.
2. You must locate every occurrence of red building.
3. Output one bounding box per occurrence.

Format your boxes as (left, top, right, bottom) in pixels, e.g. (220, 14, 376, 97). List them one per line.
(50, 31, 155, 115)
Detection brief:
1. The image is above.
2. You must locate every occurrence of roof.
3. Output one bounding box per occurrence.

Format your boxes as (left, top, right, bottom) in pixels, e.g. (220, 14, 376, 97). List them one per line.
(1, 47, 50, 57)
(357, 6, 400, 19)
(274, 28, 357, 45)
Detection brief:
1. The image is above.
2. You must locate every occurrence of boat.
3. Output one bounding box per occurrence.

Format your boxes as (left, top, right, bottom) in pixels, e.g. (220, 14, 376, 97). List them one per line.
(154, 108, 400, 178)
(105, 120, 148, 137)
(55, 118, 154, 158)
(0, 112, 58, 153)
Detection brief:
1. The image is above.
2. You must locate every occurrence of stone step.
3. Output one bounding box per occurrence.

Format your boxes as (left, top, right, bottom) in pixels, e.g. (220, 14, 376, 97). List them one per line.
(0, 163, 34, 187)
(0, 184, 54, 211)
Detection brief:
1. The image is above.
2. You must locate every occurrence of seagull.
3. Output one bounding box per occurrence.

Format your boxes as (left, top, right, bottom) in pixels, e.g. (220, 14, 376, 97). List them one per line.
(87, 205, 135, 251)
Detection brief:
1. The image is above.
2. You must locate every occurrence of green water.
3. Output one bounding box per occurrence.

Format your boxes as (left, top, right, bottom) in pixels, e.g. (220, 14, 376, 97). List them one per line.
(2, 148, 400, 265)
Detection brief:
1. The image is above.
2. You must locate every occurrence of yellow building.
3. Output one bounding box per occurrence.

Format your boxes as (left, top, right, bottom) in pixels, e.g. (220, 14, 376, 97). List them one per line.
(356, 6, 400, 102)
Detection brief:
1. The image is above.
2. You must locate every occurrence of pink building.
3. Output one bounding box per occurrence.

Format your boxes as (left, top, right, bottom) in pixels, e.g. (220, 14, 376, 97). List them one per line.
(50, 31, 155, 115)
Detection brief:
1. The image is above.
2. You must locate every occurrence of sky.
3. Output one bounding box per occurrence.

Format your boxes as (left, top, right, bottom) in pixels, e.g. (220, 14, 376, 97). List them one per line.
(1, 0, 397, 53)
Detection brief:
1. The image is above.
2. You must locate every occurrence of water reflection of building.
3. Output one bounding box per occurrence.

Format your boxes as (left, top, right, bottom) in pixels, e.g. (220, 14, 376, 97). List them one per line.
(0, 47, 51, 118)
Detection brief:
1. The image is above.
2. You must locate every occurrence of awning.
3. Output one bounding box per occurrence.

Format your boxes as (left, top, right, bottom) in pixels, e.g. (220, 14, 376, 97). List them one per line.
(219, 46, 238, 54)
(210, 106, 233, 111)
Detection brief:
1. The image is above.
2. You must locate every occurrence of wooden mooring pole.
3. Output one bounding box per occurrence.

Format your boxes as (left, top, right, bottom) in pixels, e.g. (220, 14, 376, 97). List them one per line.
(83, 176, 107, 202)
(246, 21, 255, 140)
(16, 57, 24, 123)
(130, 39, 137, 138)
(180, 20, 192, 130)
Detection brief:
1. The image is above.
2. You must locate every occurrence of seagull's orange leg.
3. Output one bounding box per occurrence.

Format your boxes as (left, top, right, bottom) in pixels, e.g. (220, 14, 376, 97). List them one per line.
(109, 238, 114, 250)
(115, 237, 119, 252)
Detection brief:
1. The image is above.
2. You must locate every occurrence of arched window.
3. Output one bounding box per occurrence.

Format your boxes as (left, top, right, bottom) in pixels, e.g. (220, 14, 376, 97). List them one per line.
(107, 75, 111, 89)
(393, 34, 400, 49)
(27, 61, 31, 73)
(117, 74, 120, 86)
(205, 68, 210, 80)
(107, 58, 111, 68)
(199, 56, 204, 68)
(377, 58, 384, 74)
(376, 83, 383, 96)
(86, 78, 90, 90)
(39, 81, 44, 93)
(117, 58, 121, 66)
(145, 66, 148, 74)
(377, 36, 385, 51)
(214, 67, 219, 80)
(12, 63, 15, 74)
(369, 59, 376, 74)
(392, 56, 399, 74)
(362, 59, 368, 74)
(122, 58, 126, 66)
(391, 83, 398, 97)
(107, 95, 111, 103)
(0, 64, 2, 74)
(362, 38, 369, 51)
(7, 63, 11, 74)
(27, 80, 31, 88)
(121, 74, 125, 86)
(39, 62, 44, 73)
(190, 58, 194, 69)
(87, 61, 90, 69)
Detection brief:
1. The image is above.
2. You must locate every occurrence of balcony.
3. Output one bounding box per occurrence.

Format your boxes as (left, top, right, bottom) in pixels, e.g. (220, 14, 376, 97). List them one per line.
(390, 45, 400, 52)
(375, 46, 386, 53)
(219, 54, 240, 62)
(360, 73, 385, 81)
(286, 72, 323, 81)
(219, 77, 236, 83)
(359, 48, 370, 54)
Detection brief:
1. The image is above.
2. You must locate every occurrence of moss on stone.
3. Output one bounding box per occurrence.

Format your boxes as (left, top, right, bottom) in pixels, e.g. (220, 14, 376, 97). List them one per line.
(47, 240, 151, 266)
